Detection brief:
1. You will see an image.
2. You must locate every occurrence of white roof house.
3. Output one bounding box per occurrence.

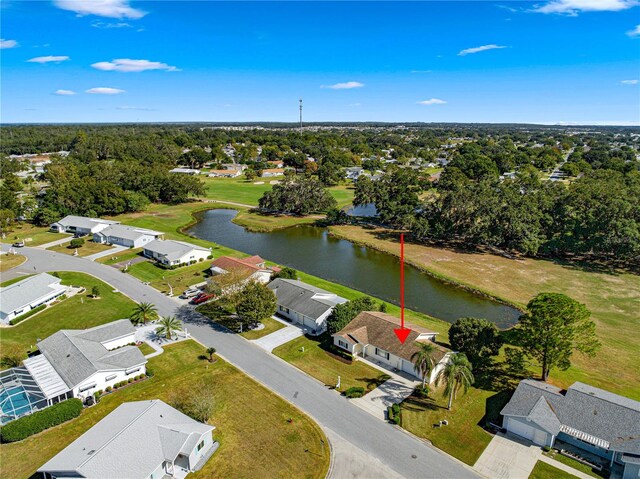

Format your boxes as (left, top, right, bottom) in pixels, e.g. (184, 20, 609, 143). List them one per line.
(170, 167, 201, 175)
(38, 400, 218, 479)
(50, 215, 119, 234)
(0, 273, 69, 323)
(143, 239, 211, 266)
(93, 224, 163, 248)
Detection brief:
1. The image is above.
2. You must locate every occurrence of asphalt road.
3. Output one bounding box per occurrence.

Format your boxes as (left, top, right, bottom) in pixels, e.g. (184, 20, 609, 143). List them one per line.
(1, 245, 479, 479)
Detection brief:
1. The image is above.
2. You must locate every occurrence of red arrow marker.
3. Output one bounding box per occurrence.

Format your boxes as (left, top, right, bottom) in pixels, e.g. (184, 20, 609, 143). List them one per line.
(394, 233, 411, 344)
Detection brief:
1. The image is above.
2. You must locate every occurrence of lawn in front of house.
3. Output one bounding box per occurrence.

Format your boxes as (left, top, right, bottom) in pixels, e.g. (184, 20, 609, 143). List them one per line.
(47, 240, 114, 257)
(543, 450, 606, 478)
(273, 334, 391, 393)
(529, 461, 577, 479)
(137, 342, 156, 356)
(399, 385, 513, 466)
(0, 223, 65, 246)
(126, 259, 211, 294)
(195, 302, 286, 340)
(241, 316, 286, 340)
(0, 340, 329, 479)
(1, 272, 137, 357)
(0, 253, 26, 272)
(95, 247, 144, 265)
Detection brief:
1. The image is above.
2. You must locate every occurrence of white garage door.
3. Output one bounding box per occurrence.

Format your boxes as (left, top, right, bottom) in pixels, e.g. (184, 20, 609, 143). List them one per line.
(401, 359, 417, 377)
(506, 417, 536, 442)
(302, 316, 317, 329)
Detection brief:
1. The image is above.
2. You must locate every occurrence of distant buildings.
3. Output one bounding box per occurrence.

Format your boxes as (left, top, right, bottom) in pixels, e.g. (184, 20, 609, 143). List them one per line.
(169, 167, 201, 175)
(261, 168, 285, 177)
(50, 215, 119, 235)
(0, 273, 69, 323)
(208, 169, 241, 178)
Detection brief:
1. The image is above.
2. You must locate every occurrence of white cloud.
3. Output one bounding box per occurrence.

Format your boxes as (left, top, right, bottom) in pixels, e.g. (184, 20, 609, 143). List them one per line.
(0, 38, 18, 49)
(54, 89, 76, 95)
(54, 0, 146, 19)
(621, 79, 639, 84)
(27, 55, 70, 63)
(91, 58, 179, 72)
(117, 105, 154, 110)
(532, 0, 639, 15)
(417, 98, 447, 105)
(91, 21, 132, 28)
(86, 87, 126, 94)
(321, 81, 364, 90)
(627, 24, 640, 36)
(458, 44, 507, 56)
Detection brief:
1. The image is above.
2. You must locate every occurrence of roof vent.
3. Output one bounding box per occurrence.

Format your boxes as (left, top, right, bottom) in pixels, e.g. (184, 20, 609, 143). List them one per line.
(88, 450, 95, 455)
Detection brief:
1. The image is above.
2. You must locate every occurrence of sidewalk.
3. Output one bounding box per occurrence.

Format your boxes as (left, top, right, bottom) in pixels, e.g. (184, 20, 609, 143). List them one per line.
(252, 316, 305, 352)
(539, 455, 594, 479)
(85, 245, 127, 261)
(36, 236, 73, 249)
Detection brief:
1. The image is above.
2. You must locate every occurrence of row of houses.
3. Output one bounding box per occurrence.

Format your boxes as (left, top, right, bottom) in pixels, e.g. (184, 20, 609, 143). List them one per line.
(50, 216, 164, 248)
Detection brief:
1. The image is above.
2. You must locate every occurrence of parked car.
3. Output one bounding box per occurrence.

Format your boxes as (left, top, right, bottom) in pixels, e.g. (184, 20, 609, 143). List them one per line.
(12, 241, 25, 248)
(181, 288, 201, 299)
(191, 293, 214, 305)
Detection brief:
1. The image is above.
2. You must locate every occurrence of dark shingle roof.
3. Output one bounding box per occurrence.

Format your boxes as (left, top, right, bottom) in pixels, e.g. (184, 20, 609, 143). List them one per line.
(267, 278, 347, 320)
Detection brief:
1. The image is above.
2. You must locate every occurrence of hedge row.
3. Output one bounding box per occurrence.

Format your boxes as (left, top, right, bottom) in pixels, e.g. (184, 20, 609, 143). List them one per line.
(9, 305, 47, 325)
(344, 386, 365, 398)
(387, 403, 401, 425)
(0, 398, 83, 443)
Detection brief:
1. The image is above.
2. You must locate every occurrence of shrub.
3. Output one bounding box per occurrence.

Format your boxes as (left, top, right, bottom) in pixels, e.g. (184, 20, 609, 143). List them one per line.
(542, 446, 551, 453)
(207, 255, 213, 259)
(70, 238, 85, 248)
(146, 368, 154, 378)
(344, 387, 365, 398)
(9, 305, 47, 325)
(388, 403, 401, 425)
(105, 386, 112, 393)
(0, 399, 83, 443)
(414, 385, 429, 398)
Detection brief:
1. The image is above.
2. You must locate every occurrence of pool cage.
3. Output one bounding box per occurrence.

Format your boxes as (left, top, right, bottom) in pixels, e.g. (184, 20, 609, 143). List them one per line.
(0, 367, 50, 425)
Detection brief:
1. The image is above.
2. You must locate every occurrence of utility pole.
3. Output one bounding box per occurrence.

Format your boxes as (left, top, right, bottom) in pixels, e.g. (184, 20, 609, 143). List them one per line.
(299, 98, 303, 133)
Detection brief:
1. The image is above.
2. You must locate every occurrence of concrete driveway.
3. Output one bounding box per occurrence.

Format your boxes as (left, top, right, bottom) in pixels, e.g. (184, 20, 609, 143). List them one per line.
(474, 432, 541, 479)
(253, 317, 303, 352)
(352, 374, 419, 420)
(85, 245, 127, 261)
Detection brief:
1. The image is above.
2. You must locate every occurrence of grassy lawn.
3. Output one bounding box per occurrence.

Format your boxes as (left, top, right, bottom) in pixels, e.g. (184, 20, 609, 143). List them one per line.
(47, 240, 114, 257)
(400, 385, 512, 466)
(1, 272, 137, 356)
(273, 334, 391, 393)
(0, 274, 34, 287)
(232, 210, 319, 232)
(126, 259, 211, 294)
(241, 316, 286, 340)
(329, 225, 640, 399)
(0, 341, 329, 479)
(543, 450, 606, 478)
(0, 253, 26, 272)
(529, 461, 577, 479)
(0, 223, 65, 246)
(138, 342, 156, 355)
(96, 247, 144, 265)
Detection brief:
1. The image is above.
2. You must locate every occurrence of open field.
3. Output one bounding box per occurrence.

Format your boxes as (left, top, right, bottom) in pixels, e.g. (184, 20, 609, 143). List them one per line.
(273, 334, 391, 393)
(0, 253, 26, 272)
(126, 258, 211, 294)
(0, 341, 329, 479)
(329, 225, 640, 398)
(1, 272, 136, 356)
(96, 247, 144, 265)
(529, 461, 577, 479)
(47, 240, 114, 257)
(0, 223, 66, 247)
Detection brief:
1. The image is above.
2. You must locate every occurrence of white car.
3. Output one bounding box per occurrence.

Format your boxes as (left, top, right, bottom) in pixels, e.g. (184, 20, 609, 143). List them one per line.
(181, 288, 201, 299)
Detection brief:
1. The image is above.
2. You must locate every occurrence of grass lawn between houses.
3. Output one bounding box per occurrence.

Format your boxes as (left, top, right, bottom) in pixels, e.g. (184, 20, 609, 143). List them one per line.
(0, 253, 26, 272)
(1, 272, 137, 357)
(273, 334, 391, 393)
(47, 240, 114, 257)
(137, 342, 156, 356)
(241, 316, 286, 340)
(126, 259, 212, 294)
(0, 340, 330, 479)
(543, 450, 606, 479)
(0, 223, 65, 247)
(529, 461, 578, 479)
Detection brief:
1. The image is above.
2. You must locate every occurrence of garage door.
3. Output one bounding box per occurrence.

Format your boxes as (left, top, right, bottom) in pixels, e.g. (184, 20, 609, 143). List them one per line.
(302, 316, 317, 329)
(401, 359, 417, 377)
(506, 417, 535, 442)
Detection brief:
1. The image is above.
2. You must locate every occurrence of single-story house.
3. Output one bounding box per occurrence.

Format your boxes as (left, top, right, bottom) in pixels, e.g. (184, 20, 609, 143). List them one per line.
(0, 273, 69, 323)
(143, 239, 210, 267)
(210, 255, 275, 286)
(345, 166, 364, 180)
(333, 311, 450, 382)
(261, 168, 285, 177)
(50, 215, 119, 235)
(501, 379, 640, 478)
(38, 399, 218, 479)
(222, 163, 247, 171)
(267, 160, 284, 168)
(170, 167, 201, 175)
(267, 278, 347, 334)
(0, 320, 146, 424)
(208, 169, 242, 178)
(93, 224, 163, 248)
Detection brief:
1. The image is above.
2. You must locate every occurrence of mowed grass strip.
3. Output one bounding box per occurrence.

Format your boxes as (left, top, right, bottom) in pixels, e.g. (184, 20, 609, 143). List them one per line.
(273, 335, 391, 393)
(0, 223, 66, 247)
(126, 259, 211, 294)
(528, 461, 578, 479)
(0, 341, 329, 479)
(1, 272, 137, 355)
(47, 240, 114, 257)
(241, 316, 286, 340)
(0, 254, 27, 272)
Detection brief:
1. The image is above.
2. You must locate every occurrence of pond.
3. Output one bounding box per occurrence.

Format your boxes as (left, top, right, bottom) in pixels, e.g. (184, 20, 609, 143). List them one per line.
(188, 209, 521, 328)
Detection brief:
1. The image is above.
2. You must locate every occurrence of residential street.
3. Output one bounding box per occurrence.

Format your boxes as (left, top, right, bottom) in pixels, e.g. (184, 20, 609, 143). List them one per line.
(0, 245, 479, 479)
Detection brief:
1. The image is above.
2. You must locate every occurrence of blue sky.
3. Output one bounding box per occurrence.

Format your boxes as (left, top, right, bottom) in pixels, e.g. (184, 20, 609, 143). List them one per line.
(1, 0, 639, 124)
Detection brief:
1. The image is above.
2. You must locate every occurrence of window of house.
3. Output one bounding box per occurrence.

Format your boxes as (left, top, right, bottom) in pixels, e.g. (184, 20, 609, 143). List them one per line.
(375, 348, 390, 360)
(105, 374, 117, 381)
(197, 440, 205, 452)
(338, 340, 348, 349)
(125, 367, 140, 375)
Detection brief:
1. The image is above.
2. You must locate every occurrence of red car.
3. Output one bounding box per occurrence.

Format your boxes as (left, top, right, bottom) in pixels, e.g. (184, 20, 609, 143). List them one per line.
(191, 293, 214, 305)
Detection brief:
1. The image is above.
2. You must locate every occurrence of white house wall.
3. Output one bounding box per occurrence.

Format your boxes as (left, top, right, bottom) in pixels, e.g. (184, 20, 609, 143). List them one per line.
(186, 430, 214, 470)
(73, 364, 146, 398)
(1, 287, 68, 323)
(101, 333, 136, 350)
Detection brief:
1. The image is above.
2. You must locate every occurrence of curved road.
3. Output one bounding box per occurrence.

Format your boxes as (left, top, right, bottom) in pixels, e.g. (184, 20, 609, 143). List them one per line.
(1, 245, 479, 479)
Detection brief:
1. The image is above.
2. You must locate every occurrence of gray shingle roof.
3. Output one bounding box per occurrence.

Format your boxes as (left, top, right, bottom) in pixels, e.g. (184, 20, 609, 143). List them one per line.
(268, 278, 347, 320)
(144, 239, 209, 262)
(38, 400, 214, 479)
(37, 320, 146, 388)
(0, 273, 67, 317)
(96, 224, 162, 241)
(501, 379, 640, 454)
(54, 215, 119, 230)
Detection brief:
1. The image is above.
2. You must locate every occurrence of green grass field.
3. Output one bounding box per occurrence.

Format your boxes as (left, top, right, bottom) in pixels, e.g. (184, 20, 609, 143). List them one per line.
(529, 461, 577, 479)
(0, 223, 65, 247)
(273, 334, 391, 393)
(0, 341, 329, 479)
(47, 240, 114, 257)
(241, 316, 286, 340)
(0, 253, 26, 272)
(126, 259, 211, 294)
(137, 342, 156, 356)
(1, 272, 137, 356)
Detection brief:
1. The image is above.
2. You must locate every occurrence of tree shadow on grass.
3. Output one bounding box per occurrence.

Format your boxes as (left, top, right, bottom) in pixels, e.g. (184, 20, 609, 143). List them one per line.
(479, 389, 514, 429)
(401, 395, 447, 413)
(356, 374, 392, 391)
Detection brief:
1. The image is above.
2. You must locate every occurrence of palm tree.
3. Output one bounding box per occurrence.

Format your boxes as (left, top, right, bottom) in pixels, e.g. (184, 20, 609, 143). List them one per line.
(131, 302, 159, 326)
(155, 316, 183, 340)
(411, 342, 437, 389)
(435, 353, 474, 411)
(206, 347, 216, 362)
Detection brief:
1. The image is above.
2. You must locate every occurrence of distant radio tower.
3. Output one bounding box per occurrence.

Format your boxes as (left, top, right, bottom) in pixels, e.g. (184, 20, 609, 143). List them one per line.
(299, 98, 303, 133)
